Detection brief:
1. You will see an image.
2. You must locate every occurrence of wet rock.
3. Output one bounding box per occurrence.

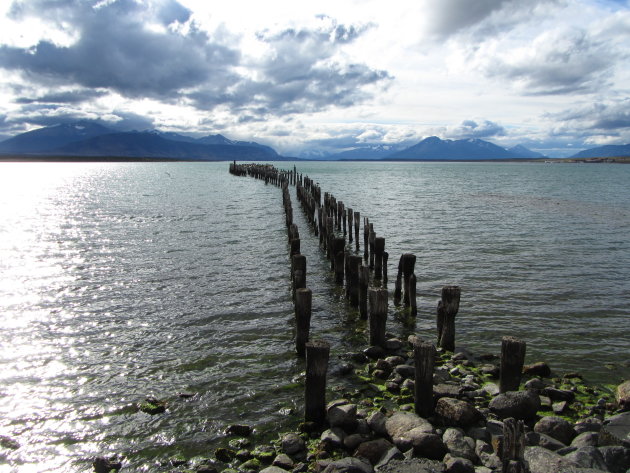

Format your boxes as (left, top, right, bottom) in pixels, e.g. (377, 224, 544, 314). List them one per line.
(254, 446, 278, 465)
(229, 437, 251, 449)
(542, 387, 575, 403)
(552, 401, 568, 414)
(385, 356, 406, 367)
(236, 449, 252, 461)
(442, 428, 476, 462)
(365, 346, 386, 360)
(322, 457, 373, 473)
(480, 383, 499, 397)
(373, 370, 390, 380)
(355, 438, 394, 465)
(345, 434, 370, 451)
(368, 410, 388, 437)
(467, 427, 490, 443)
(282, 433, 306, 456)
(225, 424, 253, 436)
(534, 416, 576, 445)
(523, 362, 551, 377)
(524, 378, 547, 391)
(436, 398, 482, 427)
(384, 339, 404, 352)
(93, 457, 122, 473)
(385, 411, 434, 440)
(241, 458, 262, 471)
(375, 458, 444, 473)
(321, 428, 346, 449)
(138, 396, 166, 415)
(479, 364, 499, 379)
(273, 454, 295, 470)
(215, 448, 237, 463)
(394, 365, 415, 379)
(599, 445, 630, 473)
(488, 390, 540, 420)
(374, 447, 404, 470)
(536, 432, 568, 451)
(571, 432, 600, 448)
(334, 363, 355, 376)
(443, 454, 474, 473)
(616, 380, 630, 411)
(523, 446, 580, 473)
(349, 352, 369, 363)
(599, 411, 630, 447)
(196, 466, 219, 473)
(410, 432, 448, 460)
(574, 417, 603, 435)
(564, 447, 609, 471)
(328, 402, 358, 432)
(375, 359, 393, 374)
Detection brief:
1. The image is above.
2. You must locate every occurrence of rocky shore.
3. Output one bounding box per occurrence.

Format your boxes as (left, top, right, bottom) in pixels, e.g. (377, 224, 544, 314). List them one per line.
(94, 335, 630, 473)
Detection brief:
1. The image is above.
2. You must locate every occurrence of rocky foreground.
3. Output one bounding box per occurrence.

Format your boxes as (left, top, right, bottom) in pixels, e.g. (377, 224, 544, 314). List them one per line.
(95, 336, 630, 473)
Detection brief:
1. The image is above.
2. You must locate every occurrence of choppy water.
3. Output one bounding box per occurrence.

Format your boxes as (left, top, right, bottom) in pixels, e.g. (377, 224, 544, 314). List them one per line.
(0, 161, 628, 471)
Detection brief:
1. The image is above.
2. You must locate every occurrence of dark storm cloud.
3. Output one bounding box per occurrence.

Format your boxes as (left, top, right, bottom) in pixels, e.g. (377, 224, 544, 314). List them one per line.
(445, 119, 506, 139)
(1, 0, 240, 98)
(550, 99, 630, 132)
(15, 89, 108, 105)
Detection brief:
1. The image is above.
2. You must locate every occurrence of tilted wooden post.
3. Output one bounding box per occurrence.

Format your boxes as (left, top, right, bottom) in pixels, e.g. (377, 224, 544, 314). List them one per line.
(412, 337, 435, 418)
(368, 288, 388, 347)
(501, 418, 527, 473)
(500, 336, 526, 393)
(305, 340, 330, 426)
(374, 237, 385, 280)
(358, 265, 370, 319)
(437, 285, 460, 352)
(295, 288, 312, 356)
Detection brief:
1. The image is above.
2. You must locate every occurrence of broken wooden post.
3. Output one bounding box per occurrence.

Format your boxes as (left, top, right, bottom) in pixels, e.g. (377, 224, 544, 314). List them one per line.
(346, 255, 362, 307)
(412, 337, 435, 418)
(354, 212, 360, 250)
(347, 208, 353, 242)
(295, 288, 312, 356)
(332, 237, 345, 284)
(382, 251, 389, 284)
(409, 273, 417, 316)
(501, 418, 527, 473)
(374, 237, 385, 280)
(402, 254, 416, 306)
(436, 285, 460, 352)
(368, 288, 388, 347)
(394, 255, 403, 305)
(368, 225, 376, 269)
(358, 265, 370, 319)
(305, 340, 330, 426)
(292, 254, 306, 298)
(290, 238, 300, 257)
(363, 223, 369, 261)
(500, 336, 527, 393)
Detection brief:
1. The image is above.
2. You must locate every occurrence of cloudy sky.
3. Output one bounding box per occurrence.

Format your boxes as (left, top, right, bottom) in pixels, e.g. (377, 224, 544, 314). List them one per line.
(0, 0, 629, 157)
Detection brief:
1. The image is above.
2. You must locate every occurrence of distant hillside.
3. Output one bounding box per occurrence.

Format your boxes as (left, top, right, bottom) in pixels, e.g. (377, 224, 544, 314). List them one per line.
(570, 143, 630, 159)
(385, 136, 530, 161)
(330, 144, 407, 160)
(0, 122, 283, 160)
(509, 144, 545, 159)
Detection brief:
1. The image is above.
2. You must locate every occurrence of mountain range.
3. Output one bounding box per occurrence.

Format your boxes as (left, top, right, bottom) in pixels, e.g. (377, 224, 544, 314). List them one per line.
(0, 121, 627, 161)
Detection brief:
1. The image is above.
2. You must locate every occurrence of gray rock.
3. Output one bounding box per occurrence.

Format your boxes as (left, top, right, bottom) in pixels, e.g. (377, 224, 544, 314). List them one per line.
(523, 362, 551, 377)
(523, 446, 580, 473)
(443, 454, 475, 473)
(475, 440, 493, 457)
(473, 467, 493, 473)
(394, 365, 415, 379)
(480, 383, 499, 397)
(436, 398, 482, 427)
(484, 419, 504, 437)
(260, 467, 291, 473)
(395, 426, 438, 452)
(356, 419, 371, 435)
(365, 346, 386, 360)
(434, 367, 452, 384)
(374, 447, 404, 470)
(375, 458, 444, 473)
(542, 387, 576, 402)
(442, 428, 477, 462)
(564, 447, 609, 471)
(553, 401, 569, 414)
(434, 384, 463, 399)
(355, 438, 394, 465)
(480, 365, 499, 378)
(477, 452, 501, 470)
(368, 411, 388, 437)
(599, 445, 630, 473)
(571, 432, 600, 448)
(488, 390, 541, 420)
(321, 428, 346, 449)
(466, 427, 490, 443)
(385, 356, 406, 367)
(273, 454, 295, 470)
(328, 402, 358, 432)
(616, 380, 630, 411)
(322, 457, 374, 473)
(345, 434, 370, 451)
(575, 418, 604, 435)
(385, 339, 404, 352)
(282, 433, 306, 455)
(537, 432, 568, 451)
(385, 411, 434, 440)
(524, 378, 547, 391)
(534, 416, 577, 445)
(410, 432, 448, 460)
(600, 412, 630, 447)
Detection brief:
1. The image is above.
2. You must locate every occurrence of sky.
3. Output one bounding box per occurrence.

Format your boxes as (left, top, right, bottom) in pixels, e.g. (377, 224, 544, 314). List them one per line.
(0, 0, 629, 157)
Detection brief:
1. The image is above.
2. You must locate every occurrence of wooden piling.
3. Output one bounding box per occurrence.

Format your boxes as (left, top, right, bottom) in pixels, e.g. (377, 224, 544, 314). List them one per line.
(368, 288, 388, 347)
(409, 273, 417, 316)
(332, 237, 345, 284)
(354, 212, 360, 250)
(346, 255, 362, 307)
(374, 237, 385, 280)
(501, 418, 527, 473)
(358, 265, 369, 319)
(499, 336, 526, 393)
(412, 337, 435, 418)
(394, 255, 403, 305)
(305, 340, 330, 426)
(436, 285, 460, 352)
(382, 251, 389, 283)
(292, 254, 306, 297)
(295, 288, 312, 356)
(347, 208, 353, 242)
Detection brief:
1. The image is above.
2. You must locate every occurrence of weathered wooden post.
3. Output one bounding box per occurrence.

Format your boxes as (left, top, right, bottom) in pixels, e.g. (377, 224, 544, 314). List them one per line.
(363, 223, 369, 261)
(368, 288, 388, 347)
(290, 238, 300, 257)
(332, 237, 345, 283)
(501, 418, 527, 473)
(409, 273, 417, 316)
(346, 255, 362, 307)
(382, 251, 389, 284)
(394, 255, 403, 305)
(292, 254, 306, 298)
(374, 237, 385, 280)
(358, 265, 369, 319)
(412, 336, 435, 418)
(499, 336, 526, 393)
(402, 254, 416, 306)
(354, 212, 360, 250)
(368, 224, 376, 269)
(347, 208, 353, 243)
(295, 288, 312, 356)
(436, 285, 461, 352)
(305, 340, 330, 426)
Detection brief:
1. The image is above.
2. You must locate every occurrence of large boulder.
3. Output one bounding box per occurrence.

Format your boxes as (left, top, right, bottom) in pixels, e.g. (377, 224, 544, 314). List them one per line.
(385, 411, 433, 440)
(523, 446, 588, 473)
(616, 380, 630, 411)
(435, 398, 482, 427)
(368, 410, 388, 436)
(599, 445, 630, 473)
(534, 416, 576, 445)
(410, 432, 448, 461)
(564, 447, 609, 471)
(322, 457, 373, 473)
(599, 411, 630, 447)
(488, 390, 540, 420)
(328, 401, 358, 432)
(354, 439, 394, 466)
(374, 458, 444, 473)
(523, 362, 551, 377)
(281, 433, 305, 455)
(442, 428, 476, 462)
(442, 454, 474, 473)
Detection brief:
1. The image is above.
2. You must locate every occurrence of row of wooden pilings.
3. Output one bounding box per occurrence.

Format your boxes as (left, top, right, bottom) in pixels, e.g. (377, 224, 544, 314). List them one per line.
(229, 162, 529, 471)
